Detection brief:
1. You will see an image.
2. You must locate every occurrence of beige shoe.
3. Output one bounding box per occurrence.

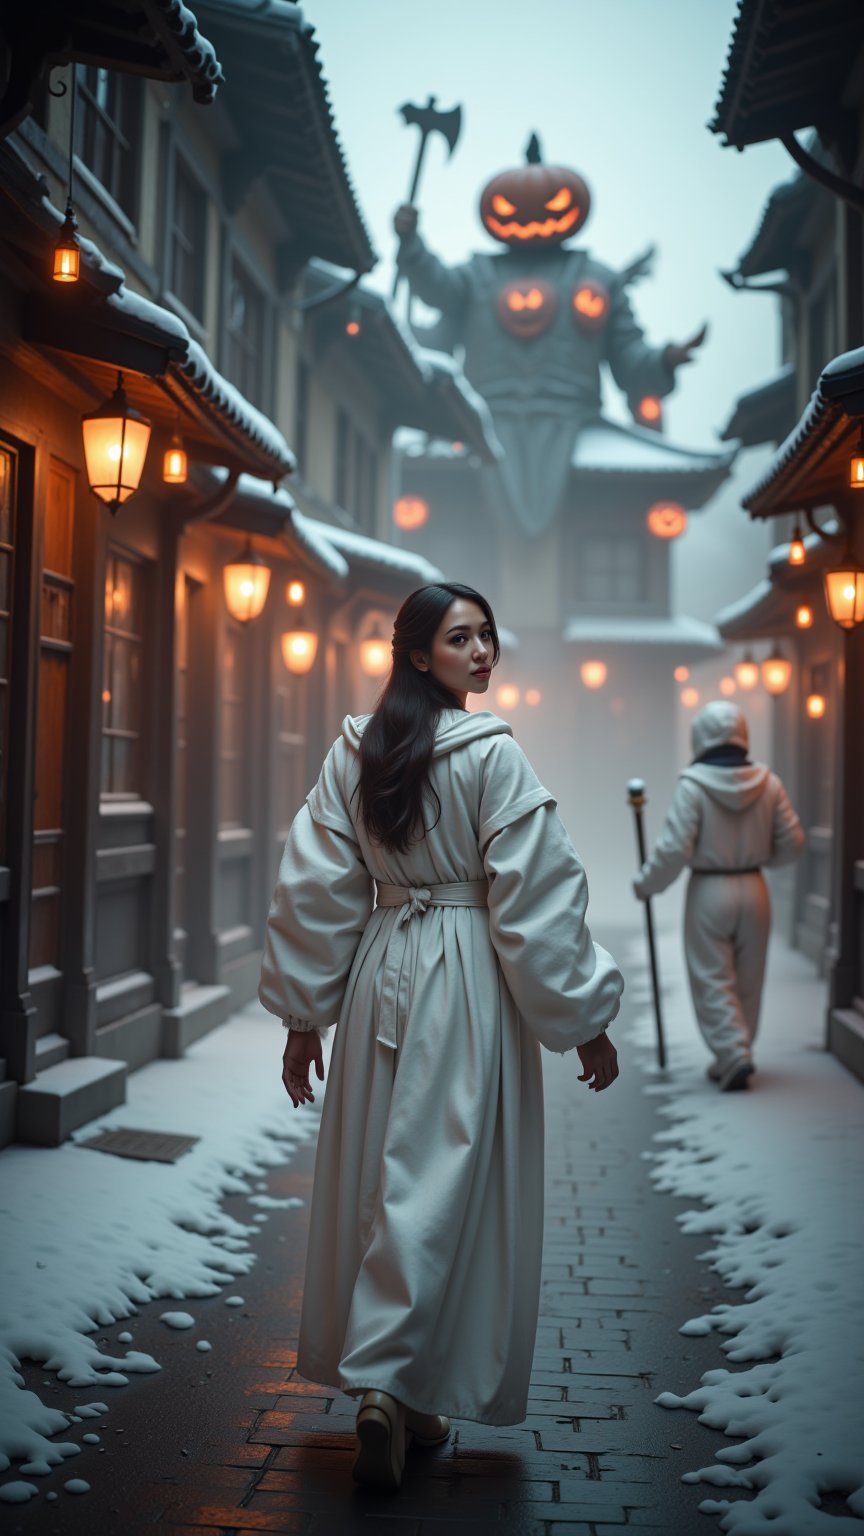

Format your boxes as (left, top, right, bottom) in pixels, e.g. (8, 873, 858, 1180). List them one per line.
(353, 1390, 406, 1489)
(405, 1407, 451, 1446)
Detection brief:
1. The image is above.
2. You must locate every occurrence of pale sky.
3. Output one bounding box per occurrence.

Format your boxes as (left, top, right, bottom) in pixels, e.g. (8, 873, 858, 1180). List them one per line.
(314, 0, 798, 620)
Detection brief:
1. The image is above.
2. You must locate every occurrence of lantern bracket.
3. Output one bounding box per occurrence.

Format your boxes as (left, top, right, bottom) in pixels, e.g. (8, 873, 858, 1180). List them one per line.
(803, 506, 845, 545)
(180, 468, 240, 527)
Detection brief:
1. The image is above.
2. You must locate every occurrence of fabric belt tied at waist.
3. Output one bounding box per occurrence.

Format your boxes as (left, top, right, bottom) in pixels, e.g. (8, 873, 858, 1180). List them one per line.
(374, 879, 489, 1050)
(691, 867, 762, 876)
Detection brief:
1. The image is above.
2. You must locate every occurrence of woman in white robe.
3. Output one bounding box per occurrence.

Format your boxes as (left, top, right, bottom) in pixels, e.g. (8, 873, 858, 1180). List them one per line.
(259, 582, 623, 1487)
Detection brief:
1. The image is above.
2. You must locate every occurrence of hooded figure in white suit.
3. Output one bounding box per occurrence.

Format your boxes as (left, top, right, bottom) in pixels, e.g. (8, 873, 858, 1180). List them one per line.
(633, 701, 804, 1090)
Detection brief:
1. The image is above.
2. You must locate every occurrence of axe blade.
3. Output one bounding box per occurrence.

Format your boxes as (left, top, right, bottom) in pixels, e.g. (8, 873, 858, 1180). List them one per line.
(398, 97, 462, 158)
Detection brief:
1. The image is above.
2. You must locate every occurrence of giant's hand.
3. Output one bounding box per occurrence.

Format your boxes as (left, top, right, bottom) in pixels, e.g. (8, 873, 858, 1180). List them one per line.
(393, 203, 419, 242)
(576, 1031, 619, 1093)
(663, 323, 708, 371)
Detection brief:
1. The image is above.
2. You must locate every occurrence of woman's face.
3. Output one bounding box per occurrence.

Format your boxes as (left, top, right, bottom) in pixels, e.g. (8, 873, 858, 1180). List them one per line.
(411, 598, 494, 705)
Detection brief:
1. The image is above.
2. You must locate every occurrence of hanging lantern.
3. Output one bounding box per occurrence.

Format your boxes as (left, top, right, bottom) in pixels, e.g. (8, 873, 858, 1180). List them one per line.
(849, 426, 864, 488)
(761, 647, 792, 696)
(53, 204, 81, 283)
(719, 676, 737, 697)
(345, 319, 361, 337)
(525, 688, 541, 706)
(795, 603, 813, 629)
(496, 683, 520, 709)
(162, 433, 188, 485)
(646, 502, 687, 539)
(281, 628, 318, 674)
(680, 686, 699, 708)
(673, 665, 689, 683)
(734, 652, 759, 691)
(580, 660, 607, 690)
(788, 519, 805, 566)
(806, 693, 826, 719)
(823, 562, 864, 630)
(359, 624, 391, 678)
(393, 495, 429, 530)
(286, 579, 306, 606)
(223, 542, 271, 623)
(637, 396, 662, 425)
(81, 372, 151, 513)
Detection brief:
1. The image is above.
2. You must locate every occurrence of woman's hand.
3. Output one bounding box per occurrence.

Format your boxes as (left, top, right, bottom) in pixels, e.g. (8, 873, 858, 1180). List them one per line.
(282, 1030, 325, 1109)
(576, 1032, 619, 1093)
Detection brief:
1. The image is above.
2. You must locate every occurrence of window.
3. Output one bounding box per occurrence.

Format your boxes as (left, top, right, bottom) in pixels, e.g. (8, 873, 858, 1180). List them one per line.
(75, 66, 142, 223)
(220, 623, 250, 828)
(579, 534, 643, 606)
(294, 358, 310, 475)
(102, 551, 145, 796)
(335, 408, 350, 509)
(168, 154, 207, 319)
(225, 255, 267, 408)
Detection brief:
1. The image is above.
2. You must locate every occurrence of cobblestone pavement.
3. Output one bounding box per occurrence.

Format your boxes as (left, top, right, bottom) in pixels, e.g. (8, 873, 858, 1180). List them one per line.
(7, 928, 736, 1535)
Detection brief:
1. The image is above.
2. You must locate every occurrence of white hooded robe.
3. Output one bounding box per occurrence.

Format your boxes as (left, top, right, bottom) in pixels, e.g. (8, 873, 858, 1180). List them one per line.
(259, 707, 623, 1425)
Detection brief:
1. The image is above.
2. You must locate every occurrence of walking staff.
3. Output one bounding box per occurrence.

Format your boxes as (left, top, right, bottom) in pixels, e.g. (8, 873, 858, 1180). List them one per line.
(627, 779, 666, 1069)
(391, 95, 462, 301)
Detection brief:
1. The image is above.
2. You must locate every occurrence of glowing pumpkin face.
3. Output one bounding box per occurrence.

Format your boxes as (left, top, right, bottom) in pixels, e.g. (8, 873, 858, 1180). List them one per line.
(646, 502, 687, 539)
(497, 277, 558, 338)
(479, 162, 591, 249)
(572, 279, 609, 332)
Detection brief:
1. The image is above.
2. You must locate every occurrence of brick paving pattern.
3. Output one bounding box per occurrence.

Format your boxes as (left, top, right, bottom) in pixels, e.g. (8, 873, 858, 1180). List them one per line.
(7, 931, 735, 1534)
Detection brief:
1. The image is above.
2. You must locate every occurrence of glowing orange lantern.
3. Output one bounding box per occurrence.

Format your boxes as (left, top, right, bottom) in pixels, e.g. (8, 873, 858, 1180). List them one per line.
(823, 564, 864, 630)
(81, 372, 151, 513)
(788, 520, 805, 565)
(761, 648, 792, 696)
(359, 625, 391, 678)
(719, 676, 737, 697)
(806, 693, 826, 719)
(281, 629, 317, 674)
(638, 396, 662, 424)
(223, 543, 271, 623)
(795, 604, 813, 629)
(734, 653, 759, 691)
(286, 579, 306, 606)
(53, 206, 80, 283)
(393, 495, 429, 531)
(162, 434, 187, 485)
(849, 428, 864, 488)
(673, 665, 689, 683)
(680, 686, 699, 708)
(525, 688, 541, 706)
(580, 660, 607, 690)
(646, 502, 687, 540)
(496, 683, 520, 710)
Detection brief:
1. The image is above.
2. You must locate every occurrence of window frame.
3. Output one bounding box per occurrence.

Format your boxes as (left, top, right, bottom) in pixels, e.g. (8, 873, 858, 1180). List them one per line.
(73, 64, 143, 231)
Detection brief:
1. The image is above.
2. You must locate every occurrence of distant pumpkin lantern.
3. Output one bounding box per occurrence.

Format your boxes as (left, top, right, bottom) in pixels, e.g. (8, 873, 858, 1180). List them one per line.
(497, 278, 558, 339)
(479, 133, 591, 250)
(646, 502, 687, 540)
(393, 495, 429, 530)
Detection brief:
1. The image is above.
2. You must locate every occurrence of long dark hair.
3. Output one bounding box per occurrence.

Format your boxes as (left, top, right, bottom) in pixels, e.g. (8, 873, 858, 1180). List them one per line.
(356, 583, 500, 853)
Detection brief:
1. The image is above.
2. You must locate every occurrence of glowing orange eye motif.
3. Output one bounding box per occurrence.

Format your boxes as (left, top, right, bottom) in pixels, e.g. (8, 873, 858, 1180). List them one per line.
(497, 278, 558, 338)
(544, 187, 572, 212)
(492, 194, 517, 217)
(572, 280, 609, 331)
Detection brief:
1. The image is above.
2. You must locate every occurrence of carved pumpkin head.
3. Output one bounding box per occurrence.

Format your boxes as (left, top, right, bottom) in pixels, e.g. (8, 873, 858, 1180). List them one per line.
(479, 133, 591, 250)
(497, 277, 558, 338)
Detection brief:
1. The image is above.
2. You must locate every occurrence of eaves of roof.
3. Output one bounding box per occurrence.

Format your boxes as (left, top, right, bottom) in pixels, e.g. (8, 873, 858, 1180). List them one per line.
(570, 418, 736, 509)
(720, 364, 798, 446)
(711, 0, 864, 150)
(191, 0, 375, 274)
(733, 170, 831, 279)
(743, 346, 864, 517)
(204, 470, 349, 582)
(562, 613, 724, 658)
(297, 515, 445, 590)
(715, 521, 841, 639)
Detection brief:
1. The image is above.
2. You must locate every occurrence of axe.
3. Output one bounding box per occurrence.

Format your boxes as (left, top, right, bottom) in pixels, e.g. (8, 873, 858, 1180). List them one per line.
(391, 95, 462, 300)
(627, 779, 667, 1070)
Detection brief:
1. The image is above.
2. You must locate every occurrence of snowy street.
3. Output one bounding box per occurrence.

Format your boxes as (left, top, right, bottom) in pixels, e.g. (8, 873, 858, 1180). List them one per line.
(1, 923, 862, 1534)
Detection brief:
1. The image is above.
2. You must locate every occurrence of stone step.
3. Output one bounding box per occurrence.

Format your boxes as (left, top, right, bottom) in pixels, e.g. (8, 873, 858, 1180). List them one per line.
(34, 1031, 71, 1071)
(162, 983, 231, 1059)
(16, 1056, 127, 1146)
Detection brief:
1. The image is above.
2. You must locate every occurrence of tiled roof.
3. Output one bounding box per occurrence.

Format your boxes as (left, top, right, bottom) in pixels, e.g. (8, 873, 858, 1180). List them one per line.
(297, 516, 445, 587)
(731, 169, 831, 280)
(720, 365, 798, 446)
(570, 418, 736, 508)
(743, 346, 864, 516)
(562, 614, 724, 655)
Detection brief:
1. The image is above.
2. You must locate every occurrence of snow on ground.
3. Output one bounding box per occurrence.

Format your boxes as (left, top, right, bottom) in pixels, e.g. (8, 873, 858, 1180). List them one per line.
(624, 921, 864, 1534)
(0, 1003, 318, 1489)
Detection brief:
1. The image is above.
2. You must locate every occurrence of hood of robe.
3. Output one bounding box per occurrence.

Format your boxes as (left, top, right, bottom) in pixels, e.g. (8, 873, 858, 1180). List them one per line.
(690, 700, 749, 757)
(341, 707, 513, 759)
(680, 761, 770, 811)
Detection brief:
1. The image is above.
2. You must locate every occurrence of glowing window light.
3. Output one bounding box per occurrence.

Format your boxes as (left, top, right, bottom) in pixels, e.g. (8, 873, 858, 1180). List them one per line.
(795, 604, 813, 629)
(286, 579, 306, 606)
(806, 693, 826, 719)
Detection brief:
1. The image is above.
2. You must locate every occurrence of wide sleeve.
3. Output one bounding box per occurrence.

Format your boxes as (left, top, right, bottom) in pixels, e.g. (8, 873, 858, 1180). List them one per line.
(479, 736, 624, 1054)
(605, 284, 675, 405)
(258, 739, 374, 1032)
(633, 777, 701, 897)
(766, 776, 806, 867)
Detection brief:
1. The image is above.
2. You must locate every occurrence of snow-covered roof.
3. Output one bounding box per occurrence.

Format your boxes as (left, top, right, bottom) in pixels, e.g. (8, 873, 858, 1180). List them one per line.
(175, 340, 296, 476)
(572, 419, 735, 478)
(720, 364, 797, 447)
(210, 472, 349, 581)
(562, 613, 724, 655)
(297, 516, 445, 586)
(743, 345, 864, 518)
